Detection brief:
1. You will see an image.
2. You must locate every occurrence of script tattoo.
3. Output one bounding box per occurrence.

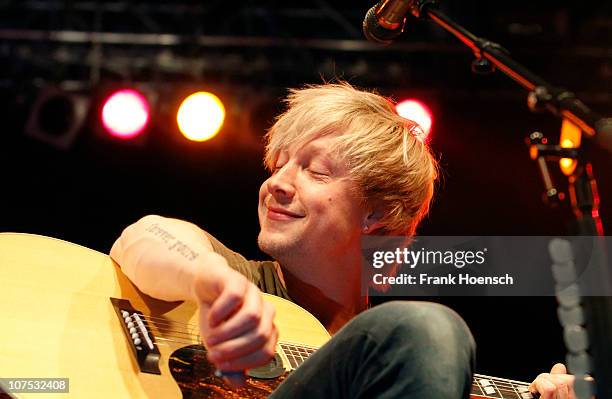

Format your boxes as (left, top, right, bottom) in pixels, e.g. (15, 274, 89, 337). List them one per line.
(168, 240, 199, 261)
(145, 223, 200, 261)
(145, 223, 176, 243)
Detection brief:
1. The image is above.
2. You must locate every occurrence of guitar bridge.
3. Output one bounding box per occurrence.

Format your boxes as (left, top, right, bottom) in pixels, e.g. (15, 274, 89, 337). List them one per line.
(110, 298, 161, 375)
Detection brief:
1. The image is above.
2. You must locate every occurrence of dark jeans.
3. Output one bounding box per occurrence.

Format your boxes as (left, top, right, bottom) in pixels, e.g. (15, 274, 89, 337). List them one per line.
(270, 301, 476, 399)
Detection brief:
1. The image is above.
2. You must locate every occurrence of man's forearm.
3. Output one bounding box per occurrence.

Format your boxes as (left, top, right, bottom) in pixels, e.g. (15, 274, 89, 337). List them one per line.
(110, 214, 216, 302)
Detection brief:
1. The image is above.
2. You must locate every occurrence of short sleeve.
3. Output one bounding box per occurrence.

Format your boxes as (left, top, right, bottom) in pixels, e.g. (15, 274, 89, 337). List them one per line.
(203, 231, 291, 300)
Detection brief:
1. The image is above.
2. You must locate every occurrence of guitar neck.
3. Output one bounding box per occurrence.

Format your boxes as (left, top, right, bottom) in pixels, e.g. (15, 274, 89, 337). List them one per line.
(277, 341, 536, 399)
(472, 373, 536, 399)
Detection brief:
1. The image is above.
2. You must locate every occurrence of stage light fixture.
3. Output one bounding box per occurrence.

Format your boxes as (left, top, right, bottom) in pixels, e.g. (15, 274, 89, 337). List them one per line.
(396, 99, 433, 142)
(101, 89, 150, 139)
(25, 86, 89, 150)
(177, 91, 225, 142)
(559, 119, 581, 176)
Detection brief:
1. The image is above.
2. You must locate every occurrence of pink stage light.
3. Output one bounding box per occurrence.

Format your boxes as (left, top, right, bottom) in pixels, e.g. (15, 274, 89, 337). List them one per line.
(101, 89, 150, 139)
(396, 99, 433, 142)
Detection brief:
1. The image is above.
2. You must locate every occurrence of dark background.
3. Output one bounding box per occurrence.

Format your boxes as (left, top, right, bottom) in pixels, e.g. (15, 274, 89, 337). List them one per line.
(1, 0, 611, 384)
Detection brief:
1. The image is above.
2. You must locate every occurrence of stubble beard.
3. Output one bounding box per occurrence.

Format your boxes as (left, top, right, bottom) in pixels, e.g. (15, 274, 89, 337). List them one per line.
(257, 228, 303, 265)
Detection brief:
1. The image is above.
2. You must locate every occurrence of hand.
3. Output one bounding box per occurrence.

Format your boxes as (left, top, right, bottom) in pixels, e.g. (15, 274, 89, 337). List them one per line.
(192, 252, 278, 375)
(529, 363, 576, 399)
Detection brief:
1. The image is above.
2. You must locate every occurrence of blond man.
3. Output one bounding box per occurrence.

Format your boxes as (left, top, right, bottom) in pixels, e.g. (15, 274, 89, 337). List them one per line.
(111, 82, 572, 398)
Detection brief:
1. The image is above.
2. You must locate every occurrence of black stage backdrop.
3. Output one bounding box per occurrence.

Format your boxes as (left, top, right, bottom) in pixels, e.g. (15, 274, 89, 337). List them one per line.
(1, 0, 611, 386)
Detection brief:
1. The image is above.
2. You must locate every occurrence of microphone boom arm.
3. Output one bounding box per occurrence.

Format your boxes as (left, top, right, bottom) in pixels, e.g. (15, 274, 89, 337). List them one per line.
(411, 1, 612, 153)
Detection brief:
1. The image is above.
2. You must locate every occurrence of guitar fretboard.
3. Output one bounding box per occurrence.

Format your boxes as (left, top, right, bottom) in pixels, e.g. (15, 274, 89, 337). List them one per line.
(279, 342, 317, 370)
(471, 374, 536, 399)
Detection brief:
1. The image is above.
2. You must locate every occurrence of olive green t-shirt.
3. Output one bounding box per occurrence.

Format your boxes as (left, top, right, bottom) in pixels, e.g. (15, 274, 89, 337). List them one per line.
(205, 232, 291, 300)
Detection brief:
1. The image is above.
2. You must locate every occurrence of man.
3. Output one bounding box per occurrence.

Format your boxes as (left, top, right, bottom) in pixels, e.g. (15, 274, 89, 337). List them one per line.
(110, 82, 576, 398)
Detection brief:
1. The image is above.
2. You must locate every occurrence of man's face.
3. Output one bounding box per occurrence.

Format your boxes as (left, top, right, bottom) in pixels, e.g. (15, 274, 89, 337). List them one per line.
(257, 133, 367, 265)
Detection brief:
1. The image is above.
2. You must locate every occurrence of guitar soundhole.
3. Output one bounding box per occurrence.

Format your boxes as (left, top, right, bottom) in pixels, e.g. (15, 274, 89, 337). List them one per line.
(169, 345, 289, 399)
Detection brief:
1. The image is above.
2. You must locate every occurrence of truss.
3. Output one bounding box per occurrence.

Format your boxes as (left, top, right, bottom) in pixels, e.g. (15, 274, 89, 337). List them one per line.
(0, 0, 610, 97)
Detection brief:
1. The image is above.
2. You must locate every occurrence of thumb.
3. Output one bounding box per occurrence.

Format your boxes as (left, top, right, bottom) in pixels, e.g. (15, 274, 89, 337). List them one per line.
(550, 363, 567, 374)
(198, 302, 213, 343)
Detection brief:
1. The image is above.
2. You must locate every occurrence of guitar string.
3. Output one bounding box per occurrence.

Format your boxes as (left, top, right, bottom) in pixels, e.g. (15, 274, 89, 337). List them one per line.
(474, 373, 536, 387)
(472, 383, 534, 396)
(139, 316, 531, 380)
(133, 326, 200, 341)
(124, 315, 200, 339)
(137, 314, 198, 328)
(151, 338, 533, 391)
(150, 336, 319, 362)
(470, 391, 531, 399)
(153, 341, 207, 354)
(150, 346, 532, 395)
(152, 332, 530, 391)
(130, 316, 533, 392)
(482, 384, 535, 394)
(473, 379, 532, 389)
(478, 377, 540, 395)
(155, 336, 200, 346)
(474, 373, 531, 384)
(468, 387, 533, 398)
(150, 336, 320, 361)
(139, 317, 197, 330)
(134, 315, 200, 338)
(147, 325, 200, 338)
(137, 325, 324, 355)
(279, 341, 320, 351)
(140, 338, 534, 394)
(151, 339, 533, 391)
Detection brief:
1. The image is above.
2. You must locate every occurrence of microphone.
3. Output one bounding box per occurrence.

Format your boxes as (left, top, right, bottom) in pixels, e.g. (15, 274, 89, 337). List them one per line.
(362, 0, 435, 45)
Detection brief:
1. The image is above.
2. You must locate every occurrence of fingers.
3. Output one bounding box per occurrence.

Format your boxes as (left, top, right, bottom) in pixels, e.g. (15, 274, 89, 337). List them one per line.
(207, 273, 250, 328)
(530, 375, 559, 399)
(191, 254, 278, 372)
(211, 326, 278, 371)
(206, 284, 264, 344)
(529, 366, 576, 399)
(206, 295, 277, 369)
(198, 274, 278, 372)
(551, 363, 568, 375)
(208, 297, 275, 355)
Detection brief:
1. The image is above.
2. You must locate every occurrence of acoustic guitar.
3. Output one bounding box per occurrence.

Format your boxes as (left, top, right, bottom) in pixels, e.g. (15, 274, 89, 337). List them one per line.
(0, 233, 537, 398)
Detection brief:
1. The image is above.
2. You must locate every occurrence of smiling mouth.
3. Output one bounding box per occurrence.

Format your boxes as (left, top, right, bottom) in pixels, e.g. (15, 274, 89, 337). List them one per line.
(266, 205, 304, 221)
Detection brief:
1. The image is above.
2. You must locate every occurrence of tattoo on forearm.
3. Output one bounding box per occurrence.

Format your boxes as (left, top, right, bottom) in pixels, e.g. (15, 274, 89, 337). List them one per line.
(168, 240, 199, 261)
(145, 223, 176, 243)
(145, 223, 200, 261)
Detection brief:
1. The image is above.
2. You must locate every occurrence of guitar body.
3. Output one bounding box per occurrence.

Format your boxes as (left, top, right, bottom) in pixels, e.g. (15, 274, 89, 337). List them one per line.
(0, 233, 330, 398)
(0, 233, 536, 399)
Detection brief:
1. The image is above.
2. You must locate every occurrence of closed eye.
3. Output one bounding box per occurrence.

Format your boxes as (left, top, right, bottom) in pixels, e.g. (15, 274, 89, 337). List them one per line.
(307, 168, 331, 180)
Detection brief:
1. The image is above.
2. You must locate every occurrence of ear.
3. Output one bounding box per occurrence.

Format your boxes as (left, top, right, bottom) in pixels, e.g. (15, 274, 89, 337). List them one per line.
(362, 207, 386, 235)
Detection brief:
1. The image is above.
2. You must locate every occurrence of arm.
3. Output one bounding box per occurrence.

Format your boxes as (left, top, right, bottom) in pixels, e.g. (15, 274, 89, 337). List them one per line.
(110, 214, 216, 302)
(110, 215, 278, 375)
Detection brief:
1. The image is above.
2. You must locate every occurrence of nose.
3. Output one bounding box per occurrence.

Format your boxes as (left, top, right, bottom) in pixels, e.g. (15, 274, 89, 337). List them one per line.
(267, 163, 296, 203)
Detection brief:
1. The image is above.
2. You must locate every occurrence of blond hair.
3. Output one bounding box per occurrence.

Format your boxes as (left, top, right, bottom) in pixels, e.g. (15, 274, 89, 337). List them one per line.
(264, 82, 438, 236)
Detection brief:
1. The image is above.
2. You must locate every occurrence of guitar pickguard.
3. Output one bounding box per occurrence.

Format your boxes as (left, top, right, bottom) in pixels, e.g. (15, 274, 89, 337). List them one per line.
(169, 345, 289, 399)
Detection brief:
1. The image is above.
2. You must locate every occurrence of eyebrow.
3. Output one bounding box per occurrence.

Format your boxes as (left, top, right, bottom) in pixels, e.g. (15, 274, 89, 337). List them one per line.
(302, 145, 341, 173)
(275, 136, 343, 170)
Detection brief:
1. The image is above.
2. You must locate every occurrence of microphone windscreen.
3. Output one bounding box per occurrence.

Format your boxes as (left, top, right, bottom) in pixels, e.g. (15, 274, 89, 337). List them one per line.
(362, 6, 406, 45)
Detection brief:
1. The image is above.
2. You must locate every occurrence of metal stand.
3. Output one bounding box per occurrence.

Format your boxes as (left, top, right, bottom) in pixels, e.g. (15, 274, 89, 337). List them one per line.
(398, 2, 612, 397)
(527, 135, 611, 399)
